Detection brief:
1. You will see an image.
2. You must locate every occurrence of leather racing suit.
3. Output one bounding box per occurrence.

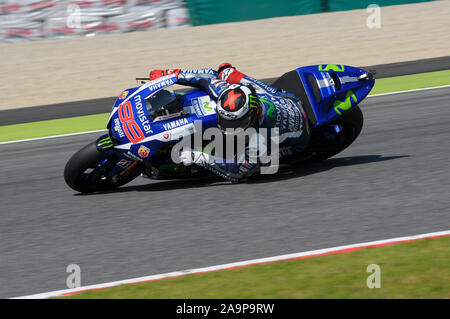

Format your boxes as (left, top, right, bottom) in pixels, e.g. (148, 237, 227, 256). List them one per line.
(153, 66, 311, 182)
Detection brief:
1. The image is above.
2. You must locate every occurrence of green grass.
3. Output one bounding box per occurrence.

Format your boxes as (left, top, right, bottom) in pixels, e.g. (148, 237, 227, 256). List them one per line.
(1, 70, 450, 143)
(370, 69, 450, 95)
(0, 113, 109, 142)
(60, 236, 450, 299)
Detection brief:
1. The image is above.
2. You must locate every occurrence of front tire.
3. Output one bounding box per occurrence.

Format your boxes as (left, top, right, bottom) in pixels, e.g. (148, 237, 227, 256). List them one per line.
(64, 141, 142, 193)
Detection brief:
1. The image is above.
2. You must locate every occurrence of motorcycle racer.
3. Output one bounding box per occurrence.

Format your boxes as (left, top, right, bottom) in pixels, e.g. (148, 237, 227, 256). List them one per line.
(148, 64, 311, 182)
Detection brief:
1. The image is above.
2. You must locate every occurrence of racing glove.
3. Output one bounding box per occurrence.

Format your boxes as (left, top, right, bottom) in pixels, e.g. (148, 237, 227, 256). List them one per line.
(179, 150, 258, 183)
(217, 62, 245, 83)
(149, 68, 180, 81)
(179, 150, 211, 167)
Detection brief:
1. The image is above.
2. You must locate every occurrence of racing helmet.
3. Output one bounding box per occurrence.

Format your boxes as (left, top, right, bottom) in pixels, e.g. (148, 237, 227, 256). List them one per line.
(216, 84, 260, 131)
(146, 89, 184, 121)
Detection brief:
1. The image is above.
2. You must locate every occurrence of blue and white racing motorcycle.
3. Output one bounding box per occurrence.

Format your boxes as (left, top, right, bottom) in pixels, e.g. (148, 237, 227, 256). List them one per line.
(64, 65, 375, 193)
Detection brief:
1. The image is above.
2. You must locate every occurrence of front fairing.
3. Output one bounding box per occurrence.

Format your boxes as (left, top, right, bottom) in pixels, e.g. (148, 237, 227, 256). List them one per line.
(106, 74, 218, 165)
(108, 74, 178, 145)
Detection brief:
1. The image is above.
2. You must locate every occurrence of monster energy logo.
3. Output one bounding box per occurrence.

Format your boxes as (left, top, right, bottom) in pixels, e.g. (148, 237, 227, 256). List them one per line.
(97, 137, 114, 149)
(249, 95, 259, 109)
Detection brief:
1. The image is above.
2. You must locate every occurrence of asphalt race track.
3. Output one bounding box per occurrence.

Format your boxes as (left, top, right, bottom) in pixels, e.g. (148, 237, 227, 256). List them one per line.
(1, 87, 450, 298)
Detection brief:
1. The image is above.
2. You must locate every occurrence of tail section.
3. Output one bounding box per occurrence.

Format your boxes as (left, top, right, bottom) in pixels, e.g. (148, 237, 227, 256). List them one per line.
(294, 64, 375, 126)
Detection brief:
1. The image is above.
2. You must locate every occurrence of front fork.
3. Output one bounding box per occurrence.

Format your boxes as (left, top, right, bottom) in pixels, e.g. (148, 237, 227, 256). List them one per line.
(95, 134, 143, 179)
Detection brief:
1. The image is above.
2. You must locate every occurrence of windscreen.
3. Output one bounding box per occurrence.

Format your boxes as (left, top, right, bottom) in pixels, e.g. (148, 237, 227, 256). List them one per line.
(146, 89, 184, 121)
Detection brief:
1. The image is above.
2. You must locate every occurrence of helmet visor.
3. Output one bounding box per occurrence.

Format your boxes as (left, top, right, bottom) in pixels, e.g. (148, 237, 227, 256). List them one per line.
(217, 108, 258, 132)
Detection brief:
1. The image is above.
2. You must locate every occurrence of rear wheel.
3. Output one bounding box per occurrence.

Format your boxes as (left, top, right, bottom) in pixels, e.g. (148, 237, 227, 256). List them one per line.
(64, 141, 142, 193)
(309, 105, 364, 161)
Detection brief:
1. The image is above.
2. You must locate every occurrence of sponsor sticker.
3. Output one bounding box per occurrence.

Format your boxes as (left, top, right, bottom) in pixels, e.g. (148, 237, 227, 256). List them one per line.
(191, 98, 204, 117)
(248, 78, 278, 95)
(118, 90, 129, 99)
(218, 109, 238, 119)
(191, 96, 215, 117)
(138, 145, 150, 158)
(133, 94, 153, 134)
(183, 69, 215, 75)
(117, 159, 131, 168)
(113, 118, 125, 138)
(147, 77, 176, 92)
(162, 117, 189, 130)
(125, 151, 143, 162)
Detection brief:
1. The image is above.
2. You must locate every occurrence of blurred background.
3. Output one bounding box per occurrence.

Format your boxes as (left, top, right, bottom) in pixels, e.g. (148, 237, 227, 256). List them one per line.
(0, 0, 190, 42)
(1, 0, 448, 110)
(0, 0, 435, 43)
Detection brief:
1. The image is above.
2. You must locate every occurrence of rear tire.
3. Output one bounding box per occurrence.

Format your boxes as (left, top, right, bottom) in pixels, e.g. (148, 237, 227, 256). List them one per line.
(310, 105, 364, 161)
(64, 141, 142, 193)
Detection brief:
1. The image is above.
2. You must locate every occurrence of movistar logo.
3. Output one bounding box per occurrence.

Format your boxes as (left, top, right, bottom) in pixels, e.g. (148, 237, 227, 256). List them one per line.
(319, 64, 345, 72)
(134, 95, 153, 134)
(334, 90, 357, 115)
(203, 101, 212, 112)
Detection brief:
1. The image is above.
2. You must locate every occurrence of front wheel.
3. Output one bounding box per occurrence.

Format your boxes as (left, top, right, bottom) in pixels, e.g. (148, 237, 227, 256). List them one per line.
(64, 141, 142, 193)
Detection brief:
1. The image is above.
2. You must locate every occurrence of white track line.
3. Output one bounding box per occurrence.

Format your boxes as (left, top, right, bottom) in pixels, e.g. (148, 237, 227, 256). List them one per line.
(12, 229, 450, 299)
(368, 84, 450, 98)
(2, 84, 450, 146)
(0, 129, 107, 145)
